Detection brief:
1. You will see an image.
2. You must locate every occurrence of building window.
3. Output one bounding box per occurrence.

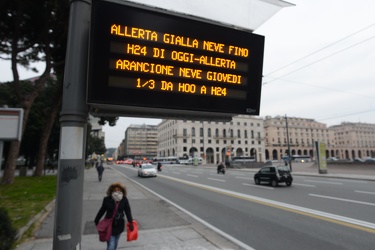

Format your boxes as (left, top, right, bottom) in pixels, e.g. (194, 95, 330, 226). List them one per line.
(183, 139, 187, 143)
(237, 129, 241, 138)
(245, 130, 248, 138)
(208, 139, 212, 143)
(215, 129, 219, 137)
(200, 139, 203, 143)
(224, 140, 227, 144)
(200, 147, 204, 152)
(192, 127, 195, 137)
(216, 147, 219, 152)
(238, 140, 241, 144)
(183, 147, 187, 151)
(208, 128, 211, 137)
(245, 141, 248, 144)
(231, 140, 234, 144)
(183, 128, 187, 136)
(216, 140, 219, 144)
(223, 129, 227, 137)
(192, 139, 195, 143)
(200, 127, 204, 137)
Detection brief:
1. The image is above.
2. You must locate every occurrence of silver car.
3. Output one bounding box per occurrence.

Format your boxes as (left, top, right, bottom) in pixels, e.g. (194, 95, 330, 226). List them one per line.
(138, 164, 157, 177)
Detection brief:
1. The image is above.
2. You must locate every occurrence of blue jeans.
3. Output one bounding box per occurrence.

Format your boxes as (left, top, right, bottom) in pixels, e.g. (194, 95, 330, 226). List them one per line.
(107, 234, 121, 250)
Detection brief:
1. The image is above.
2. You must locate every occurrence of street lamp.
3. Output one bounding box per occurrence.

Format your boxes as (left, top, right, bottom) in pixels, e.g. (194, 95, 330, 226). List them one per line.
(285, 114, 292, 172)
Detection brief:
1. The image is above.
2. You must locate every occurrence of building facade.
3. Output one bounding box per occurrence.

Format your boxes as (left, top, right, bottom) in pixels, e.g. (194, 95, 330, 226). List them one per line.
(330, 122, 375, 159)
(264, 116, 335, 161)
(123, 124, 158, 159)
(157, 115, 266, 164)
(264, 116, 375, 161)
(119, 117, 375, 163)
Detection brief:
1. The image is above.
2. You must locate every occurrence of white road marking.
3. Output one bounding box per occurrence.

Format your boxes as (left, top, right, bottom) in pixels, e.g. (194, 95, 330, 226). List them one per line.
(207, 178, 226, 182)
(327, 178, 367, 184)
(187, 174, 199, 178)
(304, 179, 343, 185)
(230, 172, 246, 176)
(235, 176, 253, 180)
(293, 183, 316, 187)
(112, 167, 375, 236)
(355, 190, 375, 195)
(242, 183, 274, 190)
(309, 194, 375, 207)
(172, 172, 181, 175)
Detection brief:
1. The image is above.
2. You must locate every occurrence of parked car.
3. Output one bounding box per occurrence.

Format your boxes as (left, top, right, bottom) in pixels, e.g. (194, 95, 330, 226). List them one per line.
(364, 157, 375, 163)
(327, 157, 339, 161)
(138, 164, 157, 177)
(353, 158, 365, 163)
(254, 165, 293, 187)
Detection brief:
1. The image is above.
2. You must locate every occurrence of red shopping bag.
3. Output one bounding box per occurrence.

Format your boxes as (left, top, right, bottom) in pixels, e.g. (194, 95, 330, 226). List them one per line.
(126, 220, 138, 241)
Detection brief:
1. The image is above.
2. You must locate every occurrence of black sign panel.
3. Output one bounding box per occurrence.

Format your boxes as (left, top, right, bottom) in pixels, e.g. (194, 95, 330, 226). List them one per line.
(88, 0, 264, 119)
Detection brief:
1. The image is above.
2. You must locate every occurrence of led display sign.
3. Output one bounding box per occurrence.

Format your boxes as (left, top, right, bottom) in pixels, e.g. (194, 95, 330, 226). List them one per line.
(87, 0, 265, 119)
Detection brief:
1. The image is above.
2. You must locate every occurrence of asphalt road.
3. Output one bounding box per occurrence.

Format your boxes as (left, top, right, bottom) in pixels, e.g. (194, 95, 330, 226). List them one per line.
(113, 164, 375, 250)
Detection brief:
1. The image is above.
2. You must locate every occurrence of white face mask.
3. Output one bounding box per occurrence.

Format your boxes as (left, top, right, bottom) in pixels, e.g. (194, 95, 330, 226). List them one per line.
(112, 191, 123, 202)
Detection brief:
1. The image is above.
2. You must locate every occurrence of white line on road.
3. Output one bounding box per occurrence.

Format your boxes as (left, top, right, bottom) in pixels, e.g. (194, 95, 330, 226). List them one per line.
(293, 183, 316, 187)
(111, 167, 254, 250)
(355, 190, 375, 195)
(114, 167, 375, 235)
(235, 176, 253, 180)
(207, 178, 226, 182)
(309, 194, 375, 207)
(172, 172, 181, 175)
(304, 179, 343, 185)
(187, 174, 199, 178)
(242, 183, 274, 190)
(230, 173, 246, 176)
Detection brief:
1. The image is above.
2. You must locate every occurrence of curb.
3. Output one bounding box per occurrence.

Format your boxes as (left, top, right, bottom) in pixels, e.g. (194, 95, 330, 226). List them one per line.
(16, 199, 55, 241)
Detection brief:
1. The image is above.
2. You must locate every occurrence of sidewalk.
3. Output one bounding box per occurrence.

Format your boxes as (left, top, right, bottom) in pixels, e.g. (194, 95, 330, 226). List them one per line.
(15, 165, 242, 250)
(14, 162, 375, 250)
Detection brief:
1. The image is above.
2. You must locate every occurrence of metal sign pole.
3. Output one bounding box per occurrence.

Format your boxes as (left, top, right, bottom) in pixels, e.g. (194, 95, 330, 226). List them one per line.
(53, 0, 90, 249)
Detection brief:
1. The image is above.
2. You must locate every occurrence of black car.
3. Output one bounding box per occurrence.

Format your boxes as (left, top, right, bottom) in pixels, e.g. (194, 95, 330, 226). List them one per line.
(254, 165, 293, 187)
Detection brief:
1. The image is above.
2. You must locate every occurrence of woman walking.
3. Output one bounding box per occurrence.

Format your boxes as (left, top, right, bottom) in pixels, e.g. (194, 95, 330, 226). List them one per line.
(95, 182, 134, 250)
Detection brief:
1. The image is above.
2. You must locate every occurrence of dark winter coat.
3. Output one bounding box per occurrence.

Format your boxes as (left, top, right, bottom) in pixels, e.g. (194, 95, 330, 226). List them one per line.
(96, 163, 104, 175)
(94, 196, 133, 235)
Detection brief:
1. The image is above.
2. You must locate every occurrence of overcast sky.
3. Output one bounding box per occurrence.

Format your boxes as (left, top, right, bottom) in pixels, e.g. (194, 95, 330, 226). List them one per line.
(1, 0, 374, 149)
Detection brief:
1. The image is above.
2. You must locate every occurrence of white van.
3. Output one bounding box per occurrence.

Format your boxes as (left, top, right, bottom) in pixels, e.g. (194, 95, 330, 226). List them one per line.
(180, 157, 203, 165)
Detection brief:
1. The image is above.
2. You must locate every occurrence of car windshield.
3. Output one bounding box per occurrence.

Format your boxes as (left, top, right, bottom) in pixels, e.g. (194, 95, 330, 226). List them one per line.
(142, 165, 154, 169)
(277, 166, 290, 173)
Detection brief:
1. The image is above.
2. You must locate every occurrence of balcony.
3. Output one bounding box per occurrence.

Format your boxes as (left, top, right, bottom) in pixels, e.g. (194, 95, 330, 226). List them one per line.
(213, 135, 237, 139)
(173, 133, 190, 138)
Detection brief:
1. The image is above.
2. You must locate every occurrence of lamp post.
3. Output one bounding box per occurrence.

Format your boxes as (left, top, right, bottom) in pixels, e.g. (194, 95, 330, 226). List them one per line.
(285, 114, 292, 172)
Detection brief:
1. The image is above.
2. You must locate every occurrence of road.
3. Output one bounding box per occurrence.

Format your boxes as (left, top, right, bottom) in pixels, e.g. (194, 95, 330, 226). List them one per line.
(112, 164, 375, 250)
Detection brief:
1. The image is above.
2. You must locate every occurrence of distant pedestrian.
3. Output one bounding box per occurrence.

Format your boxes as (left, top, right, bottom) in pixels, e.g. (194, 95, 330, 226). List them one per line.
(95, 182, 134, 250)
(96, 160, 105, 182)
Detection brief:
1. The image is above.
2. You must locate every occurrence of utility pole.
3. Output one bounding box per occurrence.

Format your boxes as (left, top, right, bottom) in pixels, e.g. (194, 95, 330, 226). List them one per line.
(53, 0, 90, 249)
(285, 114, 292, 172)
